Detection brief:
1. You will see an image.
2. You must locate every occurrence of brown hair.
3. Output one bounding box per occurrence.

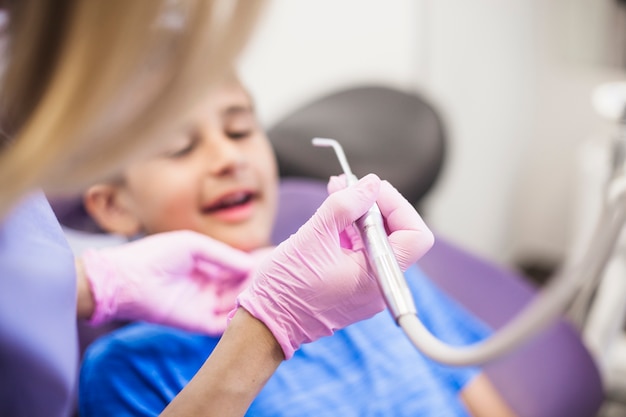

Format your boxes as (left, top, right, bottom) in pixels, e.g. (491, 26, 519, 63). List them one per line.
(0, 0, 266, 217)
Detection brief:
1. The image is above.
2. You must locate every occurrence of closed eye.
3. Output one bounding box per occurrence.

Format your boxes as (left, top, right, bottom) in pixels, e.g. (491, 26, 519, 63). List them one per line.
(168, 134, 200, 158)
(227, 129, 252, 140)
(224, 105, 257, 141)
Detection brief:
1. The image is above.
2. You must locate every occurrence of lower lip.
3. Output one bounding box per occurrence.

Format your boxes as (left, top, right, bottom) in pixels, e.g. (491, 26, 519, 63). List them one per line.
(207, 199, 256, 223)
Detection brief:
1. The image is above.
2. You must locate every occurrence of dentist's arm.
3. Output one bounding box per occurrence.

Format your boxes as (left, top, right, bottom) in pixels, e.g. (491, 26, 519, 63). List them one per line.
(161, 308, 283, 417)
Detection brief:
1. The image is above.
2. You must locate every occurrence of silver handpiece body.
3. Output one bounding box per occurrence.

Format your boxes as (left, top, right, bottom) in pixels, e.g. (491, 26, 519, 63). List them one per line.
(312, 138, 417, 321)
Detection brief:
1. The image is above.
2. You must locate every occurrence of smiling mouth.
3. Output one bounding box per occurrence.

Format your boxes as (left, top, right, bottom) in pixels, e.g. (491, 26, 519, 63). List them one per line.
(203, 191, 255, 213)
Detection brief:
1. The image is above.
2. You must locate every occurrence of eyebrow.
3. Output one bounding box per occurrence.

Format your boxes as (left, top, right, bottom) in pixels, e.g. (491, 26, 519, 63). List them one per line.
(222, 104, 254, 118)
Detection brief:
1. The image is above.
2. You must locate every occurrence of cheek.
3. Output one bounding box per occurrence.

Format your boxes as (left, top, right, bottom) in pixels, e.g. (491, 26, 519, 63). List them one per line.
(258, 149, 280, 244)
(257, 139, 279, 184)
(264, 174, 279, 226)
(149, 194, 196, 230)
(128, 173, 199, 233)
(257, 142, 279, 216)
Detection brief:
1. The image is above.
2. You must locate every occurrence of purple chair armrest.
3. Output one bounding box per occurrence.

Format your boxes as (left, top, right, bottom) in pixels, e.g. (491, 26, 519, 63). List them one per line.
(419, 237, 604, 417)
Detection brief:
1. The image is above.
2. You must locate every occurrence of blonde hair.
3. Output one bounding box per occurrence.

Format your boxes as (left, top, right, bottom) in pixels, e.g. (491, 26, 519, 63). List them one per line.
(0, 0, 266, 217)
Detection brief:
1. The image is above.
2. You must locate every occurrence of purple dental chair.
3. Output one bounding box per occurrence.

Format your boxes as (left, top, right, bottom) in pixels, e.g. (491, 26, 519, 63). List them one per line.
(266, 84, 604, 417)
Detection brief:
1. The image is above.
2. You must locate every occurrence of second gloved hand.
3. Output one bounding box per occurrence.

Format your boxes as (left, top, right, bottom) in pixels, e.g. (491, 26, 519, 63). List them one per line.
(80, 230, 255, 335)
(237, 174, 434, 359)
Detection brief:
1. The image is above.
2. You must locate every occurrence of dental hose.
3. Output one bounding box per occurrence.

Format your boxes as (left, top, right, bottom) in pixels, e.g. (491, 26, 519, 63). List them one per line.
(400, 193, 625, 365)
(313, 137, 626, 366)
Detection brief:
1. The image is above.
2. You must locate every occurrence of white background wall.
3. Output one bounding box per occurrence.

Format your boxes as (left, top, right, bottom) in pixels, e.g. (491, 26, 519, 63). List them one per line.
(239, 0, 626, 268)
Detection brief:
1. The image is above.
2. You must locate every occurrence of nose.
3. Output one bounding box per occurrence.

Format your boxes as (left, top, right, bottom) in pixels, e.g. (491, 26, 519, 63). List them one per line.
(203, 131, 246, 176)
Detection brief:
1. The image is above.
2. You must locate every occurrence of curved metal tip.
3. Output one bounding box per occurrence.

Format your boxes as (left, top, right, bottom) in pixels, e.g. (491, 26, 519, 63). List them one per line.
(311, 137, 337, 147)
(311, 137, 355, 181)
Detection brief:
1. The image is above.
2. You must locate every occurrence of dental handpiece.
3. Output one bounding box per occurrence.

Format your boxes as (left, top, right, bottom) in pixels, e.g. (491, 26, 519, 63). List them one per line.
(312, 138, 417, 322)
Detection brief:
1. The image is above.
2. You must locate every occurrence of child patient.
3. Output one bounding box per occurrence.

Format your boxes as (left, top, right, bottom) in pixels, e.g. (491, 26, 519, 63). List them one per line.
(78, 75, 517, 417)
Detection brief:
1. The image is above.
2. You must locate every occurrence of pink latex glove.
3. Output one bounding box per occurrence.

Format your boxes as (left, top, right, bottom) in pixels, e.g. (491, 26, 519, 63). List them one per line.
(237, 174, 434, 359)
(209, 246, 276, 325)
(81, 230, 254, 335)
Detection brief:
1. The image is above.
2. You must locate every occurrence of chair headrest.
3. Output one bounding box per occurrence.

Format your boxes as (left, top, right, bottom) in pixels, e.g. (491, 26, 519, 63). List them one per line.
(268, 85, 447, 206)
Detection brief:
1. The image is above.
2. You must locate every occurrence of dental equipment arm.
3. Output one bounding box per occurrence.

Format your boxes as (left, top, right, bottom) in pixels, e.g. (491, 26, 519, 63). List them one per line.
(568, 83, 626, 327)
(313, 137, 626, 366)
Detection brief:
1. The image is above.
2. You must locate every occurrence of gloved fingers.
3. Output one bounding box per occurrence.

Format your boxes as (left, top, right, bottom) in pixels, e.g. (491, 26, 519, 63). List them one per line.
(157, 282, 234, 335)
(327, 175, 364, 250)
(195, 260, 250, 284)
(377, 180, 434, 269)
(327, 174, 349, 194)
(387, 230, 434, 270)
(376, 180, 428, 234)
(180, 230, 255, 274)
(339, 224, 364, 251)
(318, 173, 381, 234)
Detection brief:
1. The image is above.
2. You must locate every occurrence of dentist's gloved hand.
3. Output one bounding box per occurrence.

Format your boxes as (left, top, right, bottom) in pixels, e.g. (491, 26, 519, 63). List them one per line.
(237, 174, 434, 359)
(327, 174, 434, 267)
(80, 230, 254, 335)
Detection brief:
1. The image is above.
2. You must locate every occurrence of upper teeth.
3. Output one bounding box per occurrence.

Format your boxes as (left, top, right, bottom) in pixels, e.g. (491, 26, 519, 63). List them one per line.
(220, 192, 248, 206)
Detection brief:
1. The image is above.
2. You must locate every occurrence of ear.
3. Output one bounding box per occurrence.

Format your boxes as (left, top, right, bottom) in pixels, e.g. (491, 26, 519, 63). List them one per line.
(83, 184, 142, 237)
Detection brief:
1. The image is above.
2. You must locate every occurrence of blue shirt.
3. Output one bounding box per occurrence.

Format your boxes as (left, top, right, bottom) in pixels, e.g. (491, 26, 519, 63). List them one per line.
(79, 265, 491, 417)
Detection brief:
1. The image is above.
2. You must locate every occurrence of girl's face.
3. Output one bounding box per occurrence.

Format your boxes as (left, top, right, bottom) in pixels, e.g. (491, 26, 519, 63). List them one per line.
(118, 81, 278, 252)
